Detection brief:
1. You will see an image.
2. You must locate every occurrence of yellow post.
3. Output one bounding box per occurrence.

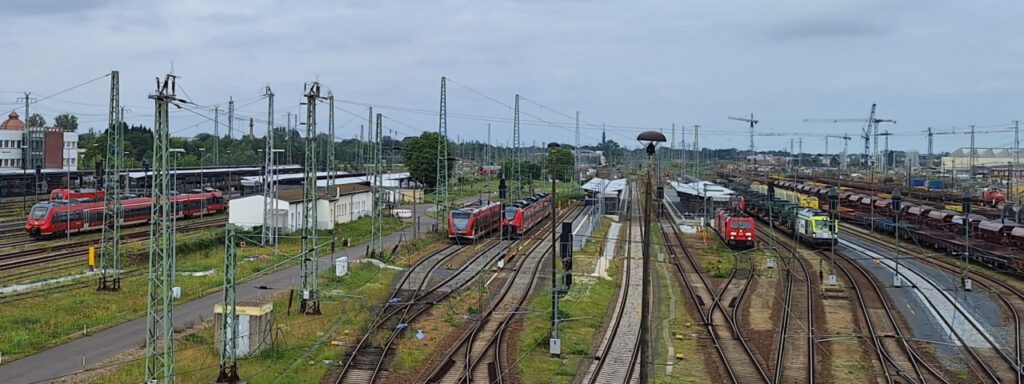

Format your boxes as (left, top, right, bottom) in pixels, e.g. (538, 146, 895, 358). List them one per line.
(88, 246, 96, 271)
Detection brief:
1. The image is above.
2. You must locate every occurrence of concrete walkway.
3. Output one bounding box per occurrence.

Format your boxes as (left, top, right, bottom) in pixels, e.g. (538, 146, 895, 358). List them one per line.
(0, 202, 446, 384)
(591, 222, 620, 280)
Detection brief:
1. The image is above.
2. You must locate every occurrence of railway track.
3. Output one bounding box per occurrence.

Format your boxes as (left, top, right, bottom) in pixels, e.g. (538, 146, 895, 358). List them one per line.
(840, 230, 1022, 383)
(422, 206, 586, 383)
(660, 201, 770, 383)
(333, 239, 510, 384)
(580, 184, 641, 384)
(759, 226, 816, 384)
(0, 216, 226, 273)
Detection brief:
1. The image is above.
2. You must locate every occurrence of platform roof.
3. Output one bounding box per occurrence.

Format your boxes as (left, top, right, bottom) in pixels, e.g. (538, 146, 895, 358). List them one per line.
(581, 177, 626, 195)
(669, 179, 735, 202)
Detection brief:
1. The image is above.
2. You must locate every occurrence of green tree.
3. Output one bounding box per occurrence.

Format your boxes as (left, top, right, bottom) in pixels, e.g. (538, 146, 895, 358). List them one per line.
(403, 132, 451, 188)
(54, 113, 78, 132)
(26, 113, 46, 127)
(545, 147, 575, 180)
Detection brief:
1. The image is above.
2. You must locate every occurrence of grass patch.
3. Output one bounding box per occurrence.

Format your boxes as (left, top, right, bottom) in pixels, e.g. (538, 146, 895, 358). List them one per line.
(0, 215, 410, 361)
(514, 231, 623, 383)
(651, 223, 708, 382)
(89, 263, 400, 383)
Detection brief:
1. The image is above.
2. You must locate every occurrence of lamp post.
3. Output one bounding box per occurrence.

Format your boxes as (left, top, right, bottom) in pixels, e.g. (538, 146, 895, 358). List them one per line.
(961, 191, 973, 291)
(892, 189, 903, 288)
(827, 187, 839, 285)
(547, 142, 562, 356)
(198, 148, 206, 189)
(637, 130, 666, 384)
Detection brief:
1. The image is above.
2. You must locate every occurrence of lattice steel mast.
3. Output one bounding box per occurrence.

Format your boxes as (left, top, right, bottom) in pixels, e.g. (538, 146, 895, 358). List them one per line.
(98, 70, 122, 291)
(145, 74, 179, 384)
(261, 87, 275, 246)
(513, 94, 521, 200)
(372, 113, 384, 256)
(435, 77, 449, 230)
(327, 92, 336, 188)
(216, 224, 240, 383)
(299, 82, 322, 315)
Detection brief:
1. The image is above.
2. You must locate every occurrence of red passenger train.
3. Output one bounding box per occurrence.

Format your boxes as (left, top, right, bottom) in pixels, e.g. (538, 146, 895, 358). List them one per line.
(26, 191, 226, 239)
(448, 201, 503, 241)
(502, 193, 553, 237)
(714, 208, 755, 249)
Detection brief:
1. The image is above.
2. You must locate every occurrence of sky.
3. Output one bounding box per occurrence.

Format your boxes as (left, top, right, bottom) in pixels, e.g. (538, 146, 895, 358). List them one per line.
(1, 0, 1023, 155)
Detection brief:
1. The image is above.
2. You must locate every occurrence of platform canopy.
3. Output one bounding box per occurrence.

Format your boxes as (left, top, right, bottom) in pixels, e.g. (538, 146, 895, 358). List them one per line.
(668, 179, 735, 202)
(582, 177, 626, 195)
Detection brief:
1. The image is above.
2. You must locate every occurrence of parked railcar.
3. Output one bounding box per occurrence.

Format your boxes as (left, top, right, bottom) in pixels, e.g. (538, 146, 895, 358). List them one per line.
(502, 193, 552, 237)
(26, 191, 226, 239)
(448, 201, 503, 241)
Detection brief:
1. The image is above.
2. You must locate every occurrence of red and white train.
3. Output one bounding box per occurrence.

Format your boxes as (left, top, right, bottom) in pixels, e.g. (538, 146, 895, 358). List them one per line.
(714, 208, 756, 249)
(502, 193, 553, 237)
(448, 201, 503, 241)
(26, 191, 226, 239)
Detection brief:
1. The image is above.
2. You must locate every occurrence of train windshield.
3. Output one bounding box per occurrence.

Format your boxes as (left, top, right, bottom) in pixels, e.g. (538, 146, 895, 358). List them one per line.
(30, 205, 49, 220)
(452, 211, 472, 231)
(814, 219, 832, 232)
(731, 221, 752, 229)
(504, 207, 519, 220)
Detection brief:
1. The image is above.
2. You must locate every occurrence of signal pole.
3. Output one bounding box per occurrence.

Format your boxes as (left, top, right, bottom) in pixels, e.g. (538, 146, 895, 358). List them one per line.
(216, 225, 240, 383)
(261, 87, 275, 246)
(299, 82, 322, 315)
(227, 97, 234, 140)
(98, 70, 122, 291)
(145, 74, 179, 384)
(436, 77, 450, 230)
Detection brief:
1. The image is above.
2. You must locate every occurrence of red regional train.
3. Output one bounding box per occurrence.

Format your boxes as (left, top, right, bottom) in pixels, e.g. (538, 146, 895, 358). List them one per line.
(714, 208, 756, 249)
(49, 188, 105, 202)
(26, 191, 226, 239)
(502, 193, 553, 237)
(448, 201, 503, 241)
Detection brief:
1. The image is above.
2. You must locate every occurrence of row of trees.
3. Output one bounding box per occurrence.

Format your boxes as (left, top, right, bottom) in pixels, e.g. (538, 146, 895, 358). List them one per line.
(21, 113, 79, 131)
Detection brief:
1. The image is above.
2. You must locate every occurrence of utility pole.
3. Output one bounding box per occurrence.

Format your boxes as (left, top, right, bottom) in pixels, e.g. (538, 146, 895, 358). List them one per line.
(693, 124, 700, 177)
(575, 110, 580, 196)
(798, 137, 803, 168)
(98, 70, 122, 291)
(228, 97, 234, 140)
(681, 125, 686, 174)
(878, 130, 892, 172)
(261, 87, 275, 246)
(216, 225, 240, 383)
(17, 92, 37, 171)
(969, 125, 977, 177)
(513, 94, 522, 200)
(486, 123, 491, 166)
(372, 114, 384, 256)
(367, 108, 374, 174)
(213, 105, 220, 166)
(285, 112, 292, 165)
(299, 82, 322, 315)
(436, 77, 450, 231)
(145, 73, 178, 384)
(926, 127, 934, 169)
(1015, 120, 1020, 204)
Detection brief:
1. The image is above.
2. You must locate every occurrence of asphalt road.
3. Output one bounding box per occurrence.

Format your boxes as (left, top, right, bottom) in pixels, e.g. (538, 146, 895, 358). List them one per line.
(0, 202, 449, 384)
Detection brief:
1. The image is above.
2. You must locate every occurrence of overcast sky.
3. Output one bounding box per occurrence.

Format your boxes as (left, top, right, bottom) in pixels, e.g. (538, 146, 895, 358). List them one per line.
(1, 0, 1022, 154)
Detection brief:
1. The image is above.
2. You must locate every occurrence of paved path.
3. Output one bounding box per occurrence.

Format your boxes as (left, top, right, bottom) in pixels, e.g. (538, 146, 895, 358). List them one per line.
(0, 201, 451, 384)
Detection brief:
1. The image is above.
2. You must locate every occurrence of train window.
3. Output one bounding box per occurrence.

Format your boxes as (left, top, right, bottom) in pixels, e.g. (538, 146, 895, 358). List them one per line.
(504, 207, 519, 220)
(731, 221, 752, 229)
(814, 220, 831, 232)
(452, 211, 472, 230)
(31, 205, 49, 220)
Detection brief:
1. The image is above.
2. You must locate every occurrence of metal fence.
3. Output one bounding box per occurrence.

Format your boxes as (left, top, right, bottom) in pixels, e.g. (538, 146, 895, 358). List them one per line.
(572, 204, 600, 250)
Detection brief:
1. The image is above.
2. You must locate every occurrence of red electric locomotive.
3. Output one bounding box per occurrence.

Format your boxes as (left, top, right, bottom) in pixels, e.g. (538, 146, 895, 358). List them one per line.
(502, 193, 552, 237)
(448, 201, 503, 241)
(49, 188, 105, 202)
(714, 208, 755, 249)
(26, 191, 226, 239)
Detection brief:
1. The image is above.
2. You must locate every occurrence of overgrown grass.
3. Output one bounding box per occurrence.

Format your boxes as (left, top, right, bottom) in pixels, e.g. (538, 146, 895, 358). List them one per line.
(0, 215, 410, 361)
(651, 223, 708, 382)
(515, 221, 623, 383)
(90, 263, 400, 384)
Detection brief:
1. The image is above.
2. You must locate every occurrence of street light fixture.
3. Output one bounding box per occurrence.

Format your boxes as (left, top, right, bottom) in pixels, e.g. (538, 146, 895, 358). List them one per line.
(891, 189, 903, 288)
(636, 130, 666, 384)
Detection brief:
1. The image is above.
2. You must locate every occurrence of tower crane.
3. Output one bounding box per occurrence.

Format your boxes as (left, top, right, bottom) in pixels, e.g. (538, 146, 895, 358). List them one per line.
(824, 134, 852, 169)
(728, 113, 758, 152)
(804, 103, 895, 169)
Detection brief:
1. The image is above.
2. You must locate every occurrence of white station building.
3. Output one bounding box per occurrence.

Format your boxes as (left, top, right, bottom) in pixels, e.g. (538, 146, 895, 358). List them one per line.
(228, 184, 373, 232)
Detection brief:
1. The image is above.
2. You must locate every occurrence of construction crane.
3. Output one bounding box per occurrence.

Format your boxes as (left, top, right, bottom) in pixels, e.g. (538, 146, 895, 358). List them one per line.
(728, 113, 758, 152)
(804, 103, 895, 169)
(924, 126, 1015, 170)
(877, 130, 893, 172)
